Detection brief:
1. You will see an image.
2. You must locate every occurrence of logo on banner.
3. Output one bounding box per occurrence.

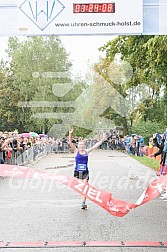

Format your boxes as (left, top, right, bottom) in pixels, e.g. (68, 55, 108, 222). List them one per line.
(19, 0, 65, 31)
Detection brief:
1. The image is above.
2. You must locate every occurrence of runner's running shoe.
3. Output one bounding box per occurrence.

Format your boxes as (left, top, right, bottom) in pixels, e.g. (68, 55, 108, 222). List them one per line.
(81, 202, 87, 209)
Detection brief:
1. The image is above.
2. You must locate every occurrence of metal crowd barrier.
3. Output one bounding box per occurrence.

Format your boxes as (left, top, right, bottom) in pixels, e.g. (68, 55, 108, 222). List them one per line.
(0, 143, 54, 166)
(0, 140, 125, 166)
(0, 141, 83, 166)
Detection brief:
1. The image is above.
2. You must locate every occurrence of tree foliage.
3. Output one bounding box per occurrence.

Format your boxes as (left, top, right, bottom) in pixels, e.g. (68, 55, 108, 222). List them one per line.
(0, 36, 86, 134)
(95, 35, 167, 135)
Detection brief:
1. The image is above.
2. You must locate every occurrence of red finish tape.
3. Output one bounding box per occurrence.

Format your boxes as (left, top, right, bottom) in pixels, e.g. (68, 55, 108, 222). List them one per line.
(0, 164, 166, 217)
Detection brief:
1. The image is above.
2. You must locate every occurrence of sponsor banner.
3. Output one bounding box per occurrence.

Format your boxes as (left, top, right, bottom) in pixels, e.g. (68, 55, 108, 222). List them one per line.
(0, 164, 167, 217)
(18, 0, 143, 35)
(0, 1, 167, 35)
(0, 0, 143, 35)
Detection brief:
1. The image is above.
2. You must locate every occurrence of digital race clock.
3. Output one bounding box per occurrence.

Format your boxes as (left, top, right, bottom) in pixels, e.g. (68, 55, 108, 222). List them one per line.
(73, 3, 115, 13)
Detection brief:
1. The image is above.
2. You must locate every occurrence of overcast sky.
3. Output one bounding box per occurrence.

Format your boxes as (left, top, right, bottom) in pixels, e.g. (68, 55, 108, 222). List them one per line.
(61, 35, 114, 77)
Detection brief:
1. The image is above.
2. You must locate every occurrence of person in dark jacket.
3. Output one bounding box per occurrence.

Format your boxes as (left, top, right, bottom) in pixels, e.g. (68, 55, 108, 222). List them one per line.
(151, 133, 166, 175)
(0, 158, 4, 164)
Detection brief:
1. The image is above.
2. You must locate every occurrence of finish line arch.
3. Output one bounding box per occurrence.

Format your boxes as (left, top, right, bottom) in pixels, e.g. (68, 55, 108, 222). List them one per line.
(0, 0, 166, 36)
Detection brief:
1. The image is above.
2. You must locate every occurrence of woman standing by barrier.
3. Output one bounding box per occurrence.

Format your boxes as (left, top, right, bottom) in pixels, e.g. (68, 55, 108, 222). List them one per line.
(68, 128, 106, 209)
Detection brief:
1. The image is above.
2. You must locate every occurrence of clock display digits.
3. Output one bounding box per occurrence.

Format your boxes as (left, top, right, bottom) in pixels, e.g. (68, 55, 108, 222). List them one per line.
(73, 3, 115, 13)
(102, 4, 107, 12)
(89, 4, 93, 12)
(81, 4, 86, 12)
(94, 4, 99, 12)
(108, 3, 114, 12)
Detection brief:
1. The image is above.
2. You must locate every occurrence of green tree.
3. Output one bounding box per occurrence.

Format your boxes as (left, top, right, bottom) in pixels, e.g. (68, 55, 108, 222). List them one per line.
(0, 36, 89, 136)
(97, 35, 167, 134)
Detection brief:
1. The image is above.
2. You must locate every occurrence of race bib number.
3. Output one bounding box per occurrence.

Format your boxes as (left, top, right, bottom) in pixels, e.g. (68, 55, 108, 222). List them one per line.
(76, 164, 87, 171)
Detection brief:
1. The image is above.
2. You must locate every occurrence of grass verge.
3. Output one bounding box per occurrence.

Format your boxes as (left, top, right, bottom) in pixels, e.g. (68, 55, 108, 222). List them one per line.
(130, 155, 160, 171)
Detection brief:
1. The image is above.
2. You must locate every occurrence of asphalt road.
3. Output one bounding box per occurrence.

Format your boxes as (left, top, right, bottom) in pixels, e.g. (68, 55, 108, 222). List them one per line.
(0, 150, 167, 252)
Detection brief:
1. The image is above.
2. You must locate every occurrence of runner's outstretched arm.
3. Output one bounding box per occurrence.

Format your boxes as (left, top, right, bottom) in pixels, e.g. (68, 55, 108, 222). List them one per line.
(86, 133, 107, 154)
(68, 128, 77, 153)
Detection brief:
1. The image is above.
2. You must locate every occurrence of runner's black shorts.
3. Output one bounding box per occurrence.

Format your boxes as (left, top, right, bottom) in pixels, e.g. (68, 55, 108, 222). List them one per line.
(74, 170, 89, 181)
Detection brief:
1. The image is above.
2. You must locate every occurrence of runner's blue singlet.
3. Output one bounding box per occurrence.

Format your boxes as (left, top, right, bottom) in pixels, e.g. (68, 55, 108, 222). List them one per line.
(75, 151, 88, 172)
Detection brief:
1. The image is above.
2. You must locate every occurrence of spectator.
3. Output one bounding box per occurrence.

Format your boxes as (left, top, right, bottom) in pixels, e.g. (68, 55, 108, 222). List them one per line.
(124, 135, 131, 154)
(136, 135, 145, 156)
(150, 133, 166, 176)
(0, 157, 4, 164)
(130, 135, 136, 155)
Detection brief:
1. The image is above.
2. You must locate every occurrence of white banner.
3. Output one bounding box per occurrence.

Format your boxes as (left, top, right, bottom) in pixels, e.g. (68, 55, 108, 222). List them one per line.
(0, 0, 143, 35)
(1, 1, 167, 35)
